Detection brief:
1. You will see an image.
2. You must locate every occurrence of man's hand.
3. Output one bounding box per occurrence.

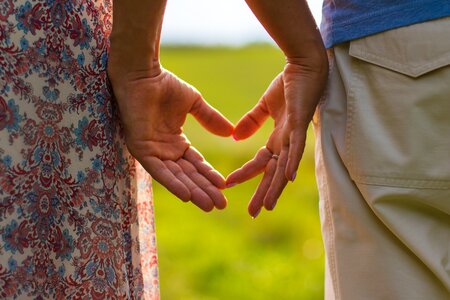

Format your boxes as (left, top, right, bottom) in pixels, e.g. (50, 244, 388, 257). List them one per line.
(226, 60, 327, 217)
(108, 67, 234, 212)
(226, 0, 328, 218)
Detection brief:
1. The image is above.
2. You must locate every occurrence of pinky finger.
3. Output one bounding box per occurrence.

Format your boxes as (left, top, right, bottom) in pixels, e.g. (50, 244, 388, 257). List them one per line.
(142, 156, 191, 202)
(248, 158, 277, 218)
(285, 129, 306, 181)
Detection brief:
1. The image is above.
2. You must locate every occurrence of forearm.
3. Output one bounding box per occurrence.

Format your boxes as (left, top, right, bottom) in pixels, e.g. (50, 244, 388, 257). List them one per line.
(109, 0, 167, 75)
(245, 0, 326, 65)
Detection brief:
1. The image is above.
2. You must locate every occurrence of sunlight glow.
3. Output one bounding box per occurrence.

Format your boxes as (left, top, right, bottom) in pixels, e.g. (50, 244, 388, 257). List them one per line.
(162, 0, 323, 45)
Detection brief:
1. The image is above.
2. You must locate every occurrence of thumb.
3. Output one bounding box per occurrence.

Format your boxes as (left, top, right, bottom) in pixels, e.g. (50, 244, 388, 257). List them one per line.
(190, 95, 234, 137)
(232, 100, 269, 141)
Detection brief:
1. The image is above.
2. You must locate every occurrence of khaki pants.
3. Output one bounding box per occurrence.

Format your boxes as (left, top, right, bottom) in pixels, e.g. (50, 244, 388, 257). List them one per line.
(314, 17, 450, 300)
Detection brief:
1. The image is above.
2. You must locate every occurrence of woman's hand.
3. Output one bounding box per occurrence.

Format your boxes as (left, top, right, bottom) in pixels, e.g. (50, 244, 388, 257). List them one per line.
(108, 66, 234, 212)
(226, 60, 327, 217)
(108, 0, 235, 212)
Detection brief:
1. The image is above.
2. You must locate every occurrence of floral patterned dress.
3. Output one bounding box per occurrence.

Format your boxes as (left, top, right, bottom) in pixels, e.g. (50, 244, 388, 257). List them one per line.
(0, 0, 159, 299)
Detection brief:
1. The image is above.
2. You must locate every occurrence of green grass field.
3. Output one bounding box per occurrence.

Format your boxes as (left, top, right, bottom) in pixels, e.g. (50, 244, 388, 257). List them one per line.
(154, 44, 324, 299)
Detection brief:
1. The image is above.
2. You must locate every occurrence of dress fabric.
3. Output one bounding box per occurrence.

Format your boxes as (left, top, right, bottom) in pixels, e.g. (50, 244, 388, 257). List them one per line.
(0, 0, 159, 299)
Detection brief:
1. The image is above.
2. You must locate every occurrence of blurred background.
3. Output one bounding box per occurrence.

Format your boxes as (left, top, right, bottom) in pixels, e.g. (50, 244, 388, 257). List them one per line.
(154, 1, 324, 299)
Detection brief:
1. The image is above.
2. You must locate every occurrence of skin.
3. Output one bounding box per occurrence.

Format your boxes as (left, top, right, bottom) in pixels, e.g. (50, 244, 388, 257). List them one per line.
(108, 0, 234, 212)
(227, 0, 328, 217)
(107, 0, 328, 216)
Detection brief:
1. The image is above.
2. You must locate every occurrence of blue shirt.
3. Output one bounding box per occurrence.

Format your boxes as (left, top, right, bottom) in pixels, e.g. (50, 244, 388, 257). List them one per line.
(321, 0, 450, 48)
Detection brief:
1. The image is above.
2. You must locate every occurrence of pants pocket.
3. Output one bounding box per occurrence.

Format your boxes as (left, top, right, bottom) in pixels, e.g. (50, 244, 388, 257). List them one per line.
(344, 17, 450, 188)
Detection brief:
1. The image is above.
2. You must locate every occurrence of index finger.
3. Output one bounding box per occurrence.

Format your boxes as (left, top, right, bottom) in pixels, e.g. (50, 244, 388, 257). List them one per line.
(226, 147, 272, 186)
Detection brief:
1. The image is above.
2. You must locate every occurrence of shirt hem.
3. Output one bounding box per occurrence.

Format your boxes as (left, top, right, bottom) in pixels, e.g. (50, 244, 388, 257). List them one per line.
(321, 1, 450, 48)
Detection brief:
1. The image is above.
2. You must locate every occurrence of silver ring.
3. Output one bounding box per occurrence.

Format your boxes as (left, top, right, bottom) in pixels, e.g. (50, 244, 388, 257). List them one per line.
(271, 154, 279, 160)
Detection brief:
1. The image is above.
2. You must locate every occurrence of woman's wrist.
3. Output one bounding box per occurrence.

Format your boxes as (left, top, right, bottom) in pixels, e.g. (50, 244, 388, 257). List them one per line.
(107, 45, 162, 104)
(109, 0, 166, 78)
(108, 48, 161, 77)
(108, 26, 164, 86)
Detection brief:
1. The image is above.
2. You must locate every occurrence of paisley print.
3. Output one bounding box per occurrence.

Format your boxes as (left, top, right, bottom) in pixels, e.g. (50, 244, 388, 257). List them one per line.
(0, 0, 159, 299)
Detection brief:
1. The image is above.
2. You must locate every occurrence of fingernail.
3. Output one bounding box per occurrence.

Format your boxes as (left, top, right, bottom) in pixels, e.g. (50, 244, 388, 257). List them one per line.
(226, 182, 237, 188)
(252, 207, 262, 219)
(291, 171, 297, 182)
(270, 200, 278, 210)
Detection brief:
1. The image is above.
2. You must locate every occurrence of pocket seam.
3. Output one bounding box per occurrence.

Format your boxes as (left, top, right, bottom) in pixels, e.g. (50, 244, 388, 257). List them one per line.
(350, 44, 450, 78)
(344, 53, 361, 177)
(354, 174, 450, 189)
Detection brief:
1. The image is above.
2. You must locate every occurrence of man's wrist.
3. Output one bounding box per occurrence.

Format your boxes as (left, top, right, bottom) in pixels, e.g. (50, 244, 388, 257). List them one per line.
(284, 39, 328, 76)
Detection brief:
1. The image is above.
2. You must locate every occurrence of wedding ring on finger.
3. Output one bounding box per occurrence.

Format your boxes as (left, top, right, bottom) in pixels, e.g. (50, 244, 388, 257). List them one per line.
(271, 154, 279, 160)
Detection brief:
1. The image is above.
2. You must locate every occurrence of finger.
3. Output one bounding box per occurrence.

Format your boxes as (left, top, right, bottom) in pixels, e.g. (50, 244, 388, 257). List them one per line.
(141, 157, 191, 202)
(164, 160, 214, 212)
(183, 147, 226, 189)
(264, 148, 289, 211)
(226, 147, 272, 186)
(285, 128, 306, 181)
(247, 158, 277, 218)
(178, 159, 227, 210)
(190, 96, 234, 137)
(233, 100, 270, 141)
